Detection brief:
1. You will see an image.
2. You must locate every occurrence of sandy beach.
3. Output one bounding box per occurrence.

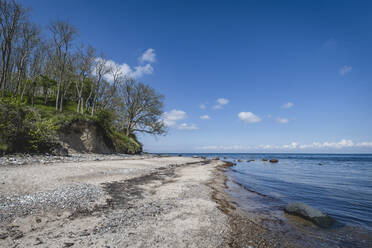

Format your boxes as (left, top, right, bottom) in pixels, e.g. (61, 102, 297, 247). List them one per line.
(0, 156, 237, 247)
(4, 155, 362, 248)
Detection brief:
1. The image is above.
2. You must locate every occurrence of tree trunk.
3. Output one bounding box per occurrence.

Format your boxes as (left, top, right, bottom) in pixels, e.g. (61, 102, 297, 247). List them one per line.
(44, 87, 48, 104)
(55, 81, 60, 111)
(77, 98, 80, 113)
(31, 80, 36, 108)
(91, 100, 95, 117)
(2, 44, 13, 97)
(59, 94, 64, 112)
(80, 97, 84, 113)
(20, 83, 26, 101)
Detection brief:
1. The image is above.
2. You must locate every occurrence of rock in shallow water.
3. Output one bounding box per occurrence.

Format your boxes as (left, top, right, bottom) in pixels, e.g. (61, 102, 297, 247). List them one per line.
(284, 202, 335, 228)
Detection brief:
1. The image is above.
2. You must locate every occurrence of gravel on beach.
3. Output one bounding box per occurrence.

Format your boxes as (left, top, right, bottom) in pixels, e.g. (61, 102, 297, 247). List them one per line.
(0, 153, 147, 167)
(0, 184, 105, 222)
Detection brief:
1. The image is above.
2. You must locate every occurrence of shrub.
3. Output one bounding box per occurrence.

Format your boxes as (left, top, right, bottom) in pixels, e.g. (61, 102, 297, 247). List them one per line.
(109, 130, 142, 154)
(0, 99, 58, 154)
(95, 109, 116, 129)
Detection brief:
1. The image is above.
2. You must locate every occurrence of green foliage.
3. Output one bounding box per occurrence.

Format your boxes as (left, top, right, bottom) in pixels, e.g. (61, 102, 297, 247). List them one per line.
(109, 130, 142, 154)
(0, 97, 143, 155)
(25, 111, 59, 152)
(0, 99, 59, 154)
(94, 109, 116, 129)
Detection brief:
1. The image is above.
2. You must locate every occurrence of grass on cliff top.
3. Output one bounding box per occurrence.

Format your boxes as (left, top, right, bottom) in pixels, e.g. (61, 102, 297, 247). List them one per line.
(31, 97, 97, 129)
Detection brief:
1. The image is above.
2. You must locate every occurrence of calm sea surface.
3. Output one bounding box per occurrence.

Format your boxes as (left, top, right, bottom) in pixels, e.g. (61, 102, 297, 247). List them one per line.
(168, 153, 372, 237)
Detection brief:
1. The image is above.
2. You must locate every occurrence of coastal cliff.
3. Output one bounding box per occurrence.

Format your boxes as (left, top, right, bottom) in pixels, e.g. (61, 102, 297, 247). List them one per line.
(0, 100, 142, 155)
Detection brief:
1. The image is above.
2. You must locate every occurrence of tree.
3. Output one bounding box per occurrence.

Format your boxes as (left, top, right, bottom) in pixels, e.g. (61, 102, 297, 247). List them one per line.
(75, 45, 94, 113)
(49, 19, 76, 111)
(0, 0, 27, 96)
(118, 78, 166, 136)
(99, 62, 123, 111)
(13, 21, 39, 96)
(90, 55, 110, 116)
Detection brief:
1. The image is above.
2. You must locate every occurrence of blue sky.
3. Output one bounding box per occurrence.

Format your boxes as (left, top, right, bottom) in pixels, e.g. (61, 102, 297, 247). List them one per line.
(22, 0, 372, 153)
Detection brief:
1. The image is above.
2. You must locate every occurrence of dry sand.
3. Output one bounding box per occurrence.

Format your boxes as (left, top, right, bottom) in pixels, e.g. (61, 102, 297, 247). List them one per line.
(0, 156, 299, 248)
(0, 156, 233, 247)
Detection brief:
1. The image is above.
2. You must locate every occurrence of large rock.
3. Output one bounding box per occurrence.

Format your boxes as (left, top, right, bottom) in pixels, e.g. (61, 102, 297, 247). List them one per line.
(284, 202, 335, 228)
(269, 159, 278, 163)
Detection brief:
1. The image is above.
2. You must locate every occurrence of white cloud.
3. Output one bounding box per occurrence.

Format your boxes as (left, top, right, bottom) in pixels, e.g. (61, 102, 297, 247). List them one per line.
(276, 117, 289, 124)
(217, 98, 229, 105)
(131, 64, 154, 78)
(238, 112, 261, 123)
(177, 123, 199, 130)
(357, 142, 372, 147)
(200, 104, 206, 109)
(139, 48, 156, 63)
(196, 145, 251, 151)
(195, 139, 372, 152)
(282, 142, 298, 149)
(339, 65, 352, 76)
(162, 109, 187, 127)
(95, 57, 154, 80)
(298, 139, 356, 149)
(213, 98, 229, 109)
(200, 115, 210, 120)
(281, 102, 294, 109)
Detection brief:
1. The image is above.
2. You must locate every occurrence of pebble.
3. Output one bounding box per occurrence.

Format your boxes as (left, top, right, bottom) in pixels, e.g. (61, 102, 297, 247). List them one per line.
(0, 233, 8, 239)
(64, 242, 74, 247)
(0, 153, 146, 167)
(0, 184, 105, 222)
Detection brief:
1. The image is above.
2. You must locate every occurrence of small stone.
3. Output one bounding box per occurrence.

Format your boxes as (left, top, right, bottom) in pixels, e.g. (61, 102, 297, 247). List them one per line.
(12, 231, 23, 239)
(0, 233, 8, 239)
(64, 242, 74, 247)
(34, 237, 43, 245)
(269, 159, 278, 163)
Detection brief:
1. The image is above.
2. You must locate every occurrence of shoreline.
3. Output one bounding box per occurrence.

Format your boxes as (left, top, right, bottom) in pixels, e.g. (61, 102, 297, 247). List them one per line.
(212, 162, 295, 248)
(2, 155, 369, 247)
